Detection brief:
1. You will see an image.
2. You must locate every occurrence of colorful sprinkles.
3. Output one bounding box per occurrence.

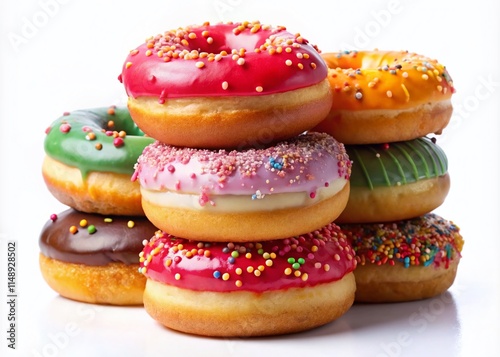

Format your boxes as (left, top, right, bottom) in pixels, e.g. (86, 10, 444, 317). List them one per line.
(44, 106, 154, 178)
(327, 50, 455, 106)
(128, 21, 316, 75)
(134, 132, 351, 203)
(51, 213, 137, 237)
(340, 213, 464, 269)
(40, 209, 159, 267)
(139, 223, 357, 292)
(120, 21, 328, 99)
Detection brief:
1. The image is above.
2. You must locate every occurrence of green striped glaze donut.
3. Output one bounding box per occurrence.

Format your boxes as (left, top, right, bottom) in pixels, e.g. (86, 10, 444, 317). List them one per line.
(336, 137, 450, 223)
(348, 137, 448, 189)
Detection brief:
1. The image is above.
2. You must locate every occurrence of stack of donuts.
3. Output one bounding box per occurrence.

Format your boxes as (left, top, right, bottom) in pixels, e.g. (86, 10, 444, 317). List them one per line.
(38, 20, 466, 336)
(119, 21, 358, 336)
(39, 106, 158, 305)
(311, 50, 464, 302)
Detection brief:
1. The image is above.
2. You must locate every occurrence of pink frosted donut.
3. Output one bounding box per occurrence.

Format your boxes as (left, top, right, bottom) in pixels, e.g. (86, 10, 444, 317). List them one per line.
(132, 132, 351, 242)
(139, 223, 357, 336)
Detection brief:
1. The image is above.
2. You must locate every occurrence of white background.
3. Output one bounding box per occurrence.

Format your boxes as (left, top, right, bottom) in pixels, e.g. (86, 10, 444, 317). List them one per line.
(1, 0, 499, 356)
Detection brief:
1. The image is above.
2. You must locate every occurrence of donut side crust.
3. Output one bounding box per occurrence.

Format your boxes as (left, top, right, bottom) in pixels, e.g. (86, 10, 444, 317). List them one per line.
(353, 259, 459, 303)
(42, 156, 144, 216)
(141, 182, 350, 242)
(127, 80, 333, 149)
(39, 253, 145, 305)
(312, 100, 452, 145)
(143, 272, 356, 337)
(336, 174, 450, 223)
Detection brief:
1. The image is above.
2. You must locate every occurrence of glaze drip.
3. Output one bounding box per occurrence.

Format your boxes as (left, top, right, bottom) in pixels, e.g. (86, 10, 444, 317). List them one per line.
(44, 106, 154, 177)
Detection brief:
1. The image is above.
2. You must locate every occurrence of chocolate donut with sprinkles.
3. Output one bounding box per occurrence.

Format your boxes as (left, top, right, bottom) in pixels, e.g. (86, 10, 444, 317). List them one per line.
(39, 209, 158, 305)
(119, 20, 333, 149)
(132, 132, 351, 242)
(312, 50, 455, 144)
(139, 223, 356, 336)
(339, 213, 464, 303)
(336, 137, 450, 223)
(42, 106, 154, 215)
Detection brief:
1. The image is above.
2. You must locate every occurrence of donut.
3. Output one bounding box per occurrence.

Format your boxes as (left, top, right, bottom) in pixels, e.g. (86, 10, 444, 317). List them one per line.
(39, 209, 158, 305)
(336, 137, 450, 223)
(119, 20, 332, 149)
(42, 106, 154, 215)
(132, 132, 351, 242)
(311, 50, 455, 144)
(339, 213, 464, 303)
(139, 223, 357, 336)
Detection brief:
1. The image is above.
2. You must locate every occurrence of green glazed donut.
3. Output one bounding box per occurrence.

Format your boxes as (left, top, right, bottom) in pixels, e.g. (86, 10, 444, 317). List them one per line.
(44, 106, 153, 177)
(42, 106, 154, 216)
(336, 137, 450, 223)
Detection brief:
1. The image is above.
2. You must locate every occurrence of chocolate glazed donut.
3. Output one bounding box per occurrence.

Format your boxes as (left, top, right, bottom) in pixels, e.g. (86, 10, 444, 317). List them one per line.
(39, 209, 156, 265)
(39, 209, 158, 305)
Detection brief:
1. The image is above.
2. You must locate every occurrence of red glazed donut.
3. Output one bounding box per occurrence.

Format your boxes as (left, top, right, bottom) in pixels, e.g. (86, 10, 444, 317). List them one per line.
(340, 213, 464, 303)
(119, 21, 332, 148)
(139, 223, 356, 336)
(132, 132, 351, 242)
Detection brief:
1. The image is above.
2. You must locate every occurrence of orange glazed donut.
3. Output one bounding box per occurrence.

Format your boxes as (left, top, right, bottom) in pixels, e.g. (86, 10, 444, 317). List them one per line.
(139, 224, 357, 336)
(39, 209, 158, 305)
(42, 106, 154, 216)
(119, 21, 332, 149)
(312, 50, 455, 144)
(132, 132, 351, 242)
(340, 213, 464, 303)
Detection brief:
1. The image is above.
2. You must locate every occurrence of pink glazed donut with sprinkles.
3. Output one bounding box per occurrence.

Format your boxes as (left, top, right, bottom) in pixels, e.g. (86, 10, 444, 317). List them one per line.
(139, 223, 356, 336)
(119, 21, 333, 149)
(132, 132, 351, 242)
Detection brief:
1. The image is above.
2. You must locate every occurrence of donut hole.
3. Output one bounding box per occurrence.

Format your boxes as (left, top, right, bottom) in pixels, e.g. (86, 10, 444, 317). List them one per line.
(186, 30, 268, 55)
(74, 109, 145, 137)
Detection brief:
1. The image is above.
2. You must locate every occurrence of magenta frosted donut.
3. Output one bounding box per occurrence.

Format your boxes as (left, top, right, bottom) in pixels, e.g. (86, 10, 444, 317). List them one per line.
(139, 223, 357, 336)
(120, 21, 327, 98)
(132, 132, 352, 242)
(119, 20, 333, 148)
